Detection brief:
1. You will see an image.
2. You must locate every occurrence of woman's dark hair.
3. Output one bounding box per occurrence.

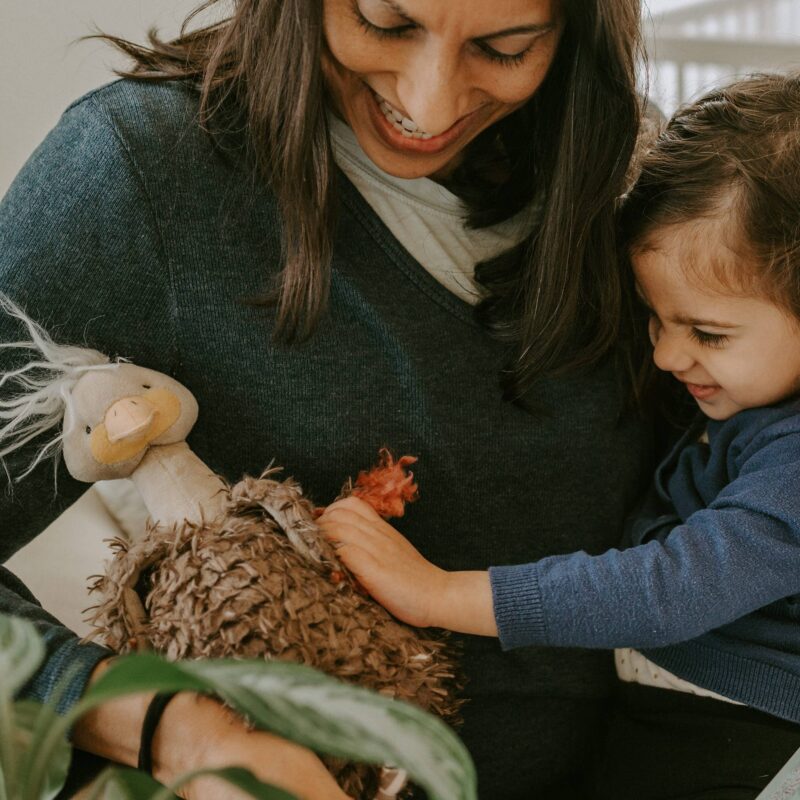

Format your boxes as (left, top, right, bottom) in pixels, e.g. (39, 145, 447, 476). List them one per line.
(621, 72, 800, 321)
(99, 0, 644, 399)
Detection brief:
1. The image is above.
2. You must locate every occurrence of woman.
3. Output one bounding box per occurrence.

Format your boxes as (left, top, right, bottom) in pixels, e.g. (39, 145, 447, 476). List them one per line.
(0, 0, 652, 797)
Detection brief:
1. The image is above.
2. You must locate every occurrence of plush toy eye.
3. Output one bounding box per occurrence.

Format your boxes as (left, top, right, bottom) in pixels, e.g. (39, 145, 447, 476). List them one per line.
(85, 426, 92, 434)
(142, 384, 151, 389)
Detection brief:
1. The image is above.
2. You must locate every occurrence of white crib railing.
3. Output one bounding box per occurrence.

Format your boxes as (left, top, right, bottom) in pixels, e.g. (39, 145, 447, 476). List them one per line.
(643, 0, 800, 113)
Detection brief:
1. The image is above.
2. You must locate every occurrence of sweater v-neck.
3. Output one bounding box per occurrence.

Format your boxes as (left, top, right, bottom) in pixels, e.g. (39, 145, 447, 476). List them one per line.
(335, 172, 482, 329)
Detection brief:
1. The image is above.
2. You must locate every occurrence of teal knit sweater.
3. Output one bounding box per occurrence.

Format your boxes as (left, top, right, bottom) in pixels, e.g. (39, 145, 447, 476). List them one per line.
(0, 79, 651, 797)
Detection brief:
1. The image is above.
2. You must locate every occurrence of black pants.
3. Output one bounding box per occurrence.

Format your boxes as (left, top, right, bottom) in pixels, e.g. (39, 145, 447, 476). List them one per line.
(592, 682, 800, 800)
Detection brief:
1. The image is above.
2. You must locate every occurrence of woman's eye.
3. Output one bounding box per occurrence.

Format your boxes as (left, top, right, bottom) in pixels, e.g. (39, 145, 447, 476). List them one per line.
(85, 426, 92, 435)
(475, 41, 533, 67)
(142, 384, 151, 389)
(689, 328, 729, 348)
(353, 2, 534, 67)
(354, 5, 415, 38)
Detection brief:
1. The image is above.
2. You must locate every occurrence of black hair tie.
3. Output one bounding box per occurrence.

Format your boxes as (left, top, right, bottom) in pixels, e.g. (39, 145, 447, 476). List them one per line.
(138, 692, 178, 775)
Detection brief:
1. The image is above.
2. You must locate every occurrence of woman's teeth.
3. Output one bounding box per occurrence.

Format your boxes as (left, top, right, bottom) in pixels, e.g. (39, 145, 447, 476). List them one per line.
(375, 94, 433, 140)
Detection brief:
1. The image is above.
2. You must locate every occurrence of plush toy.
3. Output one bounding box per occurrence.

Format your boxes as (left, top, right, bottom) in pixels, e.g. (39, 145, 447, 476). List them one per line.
(0, 296, 462, 800)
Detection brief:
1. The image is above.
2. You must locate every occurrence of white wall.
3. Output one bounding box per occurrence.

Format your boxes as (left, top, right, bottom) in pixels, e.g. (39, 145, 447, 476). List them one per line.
(0, 1, 208, 196)
(0, 1, 208, 634)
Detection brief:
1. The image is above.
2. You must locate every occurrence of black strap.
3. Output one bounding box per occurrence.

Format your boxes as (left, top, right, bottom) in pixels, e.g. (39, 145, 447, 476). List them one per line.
(137, 692, 178, 775)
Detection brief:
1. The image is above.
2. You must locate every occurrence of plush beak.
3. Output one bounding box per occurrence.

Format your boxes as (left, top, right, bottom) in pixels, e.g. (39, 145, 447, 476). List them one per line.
(90, 387, 182, 466)
(104, 397, 158, 443)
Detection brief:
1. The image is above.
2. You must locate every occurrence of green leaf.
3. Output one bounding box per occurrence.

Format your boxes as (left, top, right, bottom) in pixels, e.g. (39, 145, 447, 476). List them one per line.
(18, 663, 91, 800)
(0, 758, 8, 800)
(162, 766, 299, 800)
(86, 766, 298, 800)
(15, 699, 71, 800)
(75, 655, 477, 800)
(0, 616, 44, 698)
(0, 694, 14, 800)
(83, 767, 168, 800)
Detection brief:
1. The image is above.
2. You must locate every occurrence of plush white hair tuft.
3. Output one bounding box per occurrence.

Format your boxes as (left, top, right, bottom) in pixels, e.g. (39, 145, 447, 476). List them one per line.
(0, 294, 121, 484)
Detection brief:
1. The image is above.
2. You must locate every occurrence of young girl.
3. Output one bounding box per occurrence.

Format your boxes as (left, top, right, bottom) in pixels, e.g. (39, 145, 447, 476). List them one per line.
(320, 72, 800, 797)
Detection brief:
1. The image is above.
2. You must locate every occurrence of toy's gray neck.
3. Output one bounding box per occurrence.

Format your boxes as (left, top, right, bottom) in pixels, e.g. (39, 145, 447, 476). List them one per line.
(130, 442, 227, 527)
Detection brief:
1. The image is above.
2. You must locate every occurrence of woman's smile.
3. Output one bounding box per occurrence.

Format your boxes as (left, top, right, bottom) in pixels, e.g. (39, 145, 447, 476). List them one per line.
(322, 0, 562, 179)
(366, 85, 483, 154)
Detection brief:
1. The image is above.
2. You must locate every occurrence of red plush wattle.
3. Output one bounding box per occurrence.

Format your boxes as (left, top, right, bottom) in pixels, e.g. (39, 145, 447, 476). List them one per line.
(350, 448, 419, 519)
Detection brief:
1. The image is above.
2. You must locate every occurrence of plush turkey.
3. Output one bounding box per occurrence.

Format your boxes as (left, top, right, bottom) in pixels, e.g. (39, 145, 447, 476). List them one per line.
(0, 296, 462, 800)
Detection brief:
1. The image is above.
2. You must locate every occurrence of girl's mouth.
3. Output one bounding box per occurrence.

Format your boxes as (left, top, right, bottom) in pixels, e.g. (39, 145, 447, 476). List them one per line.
(685, 382, 721, 401)
(366, 88, 478, 155)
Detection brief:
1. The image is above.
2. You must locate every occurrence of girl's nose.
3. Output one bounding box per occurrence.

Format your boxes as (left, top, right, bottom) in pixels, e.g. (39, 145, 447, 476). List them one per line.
(652, 331, 696, 374)
(395, 45, 468, 136)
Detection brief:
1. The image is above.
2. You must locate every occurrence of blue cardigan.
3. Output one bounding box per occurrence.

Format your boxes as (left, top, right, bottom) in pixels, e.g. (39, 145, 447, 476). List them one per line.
(491, 400, 800, 723)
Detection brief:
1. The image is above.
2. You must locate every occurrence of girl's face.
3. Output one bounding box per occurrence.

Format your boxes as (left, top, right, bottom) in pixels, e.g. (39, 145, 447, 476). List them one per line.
(322, 0, 563, 179)
(632, 220, 800, 421)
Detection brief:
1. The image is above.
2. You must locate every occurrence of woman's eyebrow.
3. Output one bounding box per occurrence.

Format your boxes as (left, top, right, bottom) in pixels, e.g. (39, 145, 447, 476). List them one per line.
(378, 0, 556, 38)
(381, 0, 415, 22)
(481, 22, 558, 39)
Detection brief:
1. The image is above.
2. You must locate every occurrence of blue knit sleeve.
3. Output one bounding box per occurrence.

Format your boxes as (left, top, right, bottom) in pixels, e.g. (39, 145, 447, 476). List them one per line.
(0, 85, 176, 715)
(490, 417, 800, 651)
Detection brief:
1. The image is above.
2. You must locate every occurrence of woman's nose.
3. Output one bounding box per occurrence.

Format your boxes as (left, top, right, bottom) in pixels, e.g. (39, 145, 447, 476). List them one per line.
(395, 45, 468, 136)
(652, 331, 695, 374)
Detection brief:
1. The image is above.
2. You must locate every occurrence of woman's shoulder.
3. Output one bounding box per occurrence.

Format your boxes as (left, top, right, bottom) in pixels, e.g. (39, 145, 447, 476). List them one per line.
(62, 78, 216, 172)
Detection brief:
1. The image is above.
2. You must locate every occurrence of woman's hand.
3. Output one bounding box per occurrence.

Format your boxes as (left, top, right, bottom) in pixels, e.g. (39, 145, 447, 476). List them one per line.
(73, 661, 351, 800)
(161, 694, 351, 800)
(318, 497, 497, 636)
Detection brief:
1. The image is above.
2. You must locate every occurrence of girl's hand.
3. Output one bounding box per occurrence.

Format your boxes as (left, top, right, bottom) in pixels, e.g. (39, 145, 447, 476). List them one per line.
(318, 497, 497, 636)
(318, 497, 447, 628)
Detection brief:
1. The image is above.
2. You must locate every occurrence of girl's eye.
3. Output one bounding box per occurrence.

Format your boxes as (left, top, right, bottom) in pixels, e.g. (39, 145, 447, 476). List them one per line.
(142, 384, 151, 389)
(85, 426, 92, 435)
(689, 328, 729, 348)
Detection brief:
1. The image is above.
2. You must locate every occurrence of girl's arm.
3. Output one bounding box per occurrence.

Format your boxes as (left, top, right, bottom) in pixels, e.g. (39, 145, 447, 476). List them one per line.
(318, 497, 497, 635)
(320, 431, 800, 652)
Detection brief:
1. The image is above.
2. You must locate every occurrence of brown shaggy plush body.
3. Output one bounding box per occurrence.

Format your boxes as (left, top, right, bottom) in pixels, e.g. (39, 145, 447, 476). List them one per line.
(89, 464, 462, 799)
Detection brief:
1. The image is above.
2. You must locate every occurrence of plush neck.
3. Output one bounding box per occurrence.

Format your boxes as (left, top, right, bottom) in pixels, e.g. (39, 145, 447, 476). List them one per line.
(130, 442, 227, 527)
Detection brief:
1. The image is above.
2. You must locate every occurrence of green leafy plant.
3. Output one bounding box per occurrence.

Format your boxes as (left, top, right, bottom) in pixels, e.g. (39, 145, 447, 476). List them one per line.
(0, 613, 477, 800)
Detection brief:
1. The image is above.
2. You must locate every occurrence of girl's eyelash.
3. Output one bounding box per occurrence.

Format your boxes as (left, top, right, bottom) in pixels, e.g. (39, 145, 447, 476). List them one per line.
(689, 328, 729, 348)
(353, 4, 533, 67)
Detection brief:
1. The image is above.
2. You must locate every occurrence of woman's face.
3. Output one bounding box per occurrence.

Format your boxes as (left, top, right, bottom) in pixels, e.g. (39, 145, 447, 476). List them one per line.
(322, 0, 563, 179)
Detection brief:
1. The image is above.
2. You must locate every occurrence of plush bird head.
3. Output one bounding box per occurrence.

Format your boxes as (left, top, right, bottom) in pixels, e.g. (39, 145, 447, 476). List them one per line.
(0, 295, 196, 485)
(62, 365, 197, 482)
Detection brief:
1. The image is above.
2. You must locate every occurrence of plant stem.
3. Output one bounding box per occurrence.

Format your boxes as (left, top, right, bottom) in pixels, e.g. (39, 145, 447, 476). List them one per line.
(0, 693, 17, 800)
(19, 714, 70, 800)
(82, 769, 112, 800)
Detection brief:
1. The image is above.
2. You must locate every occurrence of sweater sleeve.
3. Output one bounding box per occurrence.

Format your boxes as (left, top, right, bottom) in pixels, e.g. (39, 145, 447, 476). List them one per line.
(490, 423, 800, 651)
(0, 87, 176, 714)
